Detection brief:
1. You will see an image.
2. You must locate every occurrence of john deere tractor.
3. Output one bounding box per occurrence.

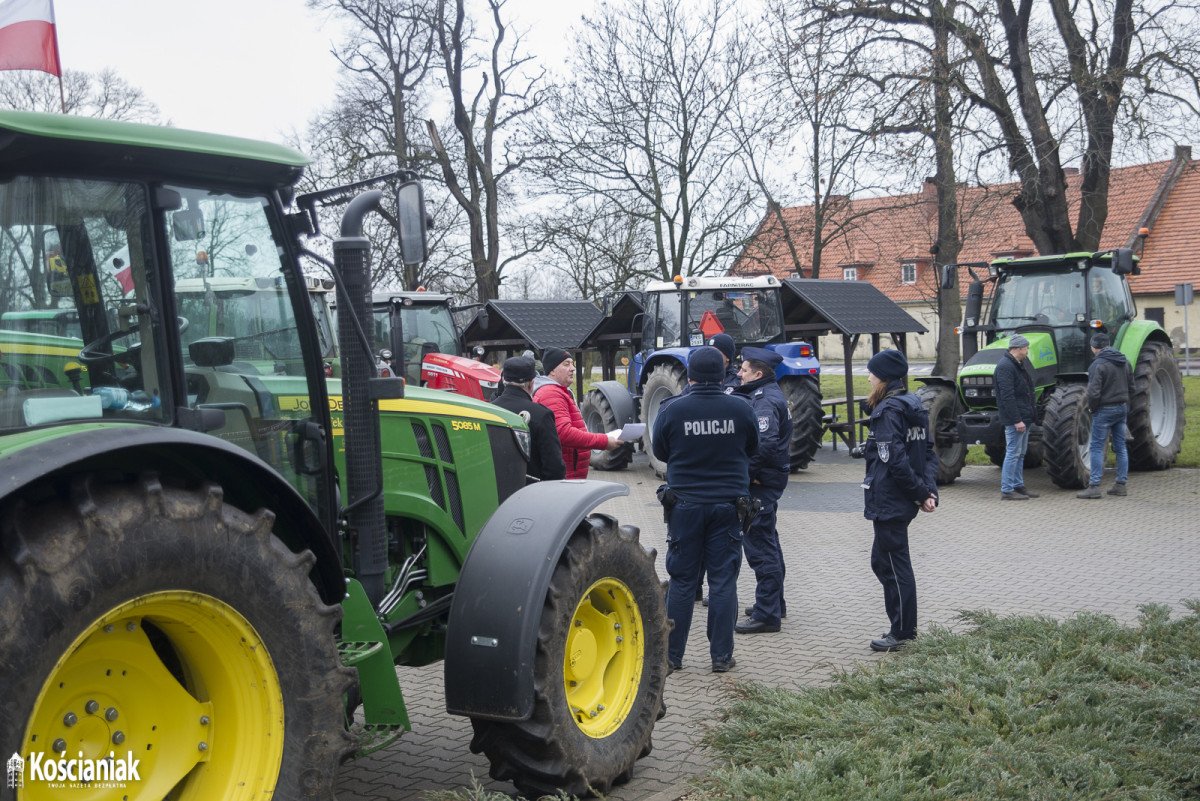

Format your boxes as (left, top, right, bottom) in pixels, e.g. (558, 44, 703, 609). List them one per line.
(0, 109, 666, 799)
(917, 247, 1185, 488)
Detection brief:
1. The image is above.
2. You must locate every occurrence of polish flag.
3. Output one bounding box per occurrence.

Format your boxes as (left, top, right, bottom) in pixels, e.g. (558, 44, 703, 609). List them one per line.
(0, 0, 62, 77)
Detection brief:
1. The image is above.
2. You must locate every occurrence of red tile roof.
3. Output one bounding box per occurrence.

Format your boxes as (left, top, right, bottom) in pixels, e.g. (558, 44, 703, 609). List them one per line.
(734, 154, 1200, 300)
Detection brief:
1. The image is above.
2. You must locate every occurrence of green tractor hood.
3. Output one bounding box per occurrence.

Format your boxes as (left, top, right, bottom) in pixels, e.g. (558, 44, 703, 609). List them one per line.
(958, 332, 1060, 409)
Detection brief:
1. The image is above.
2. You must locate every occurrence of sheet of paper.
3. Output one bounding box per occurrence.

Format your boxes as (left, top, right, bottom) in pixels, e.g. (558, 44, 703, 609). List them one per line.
(609, 423, 646, 441)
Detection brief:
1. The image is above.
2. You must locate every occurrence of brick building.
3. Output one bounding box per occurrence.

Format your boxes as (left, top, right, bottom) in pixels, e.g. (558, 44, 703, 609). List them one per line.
(732, 147, 1199, 360)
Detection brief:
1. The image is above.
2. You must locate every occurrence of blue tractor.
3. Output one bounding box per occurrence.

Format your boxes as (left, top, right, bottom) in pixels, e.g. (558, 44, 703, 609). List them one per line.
(584, 275, 823, 474)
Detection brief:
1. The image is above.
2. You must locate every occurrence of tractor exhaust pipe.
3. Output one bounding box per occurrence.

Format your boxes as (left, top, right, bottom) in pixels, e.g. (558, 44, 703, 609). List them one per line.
(334, 190, 388, 607)
(961, 280, 984, 361)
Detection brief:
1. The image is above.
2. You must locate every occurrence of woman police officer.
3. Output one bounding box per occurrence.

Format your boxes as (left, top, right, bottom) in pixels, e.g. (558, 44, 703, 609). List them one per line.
(857, 349, 939, 652)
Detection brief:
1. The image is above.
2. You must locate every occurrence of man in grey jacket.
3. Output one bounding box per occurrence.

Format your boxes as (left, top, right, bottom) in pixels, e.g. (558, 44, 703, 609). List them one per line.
(1077, 333, 1133, 499)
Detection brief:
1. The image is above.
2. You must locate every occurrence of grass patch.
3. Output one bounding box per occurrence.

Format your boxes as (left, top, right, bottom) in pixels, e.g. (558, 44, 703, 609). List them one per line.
(697, 603, 1200, 800)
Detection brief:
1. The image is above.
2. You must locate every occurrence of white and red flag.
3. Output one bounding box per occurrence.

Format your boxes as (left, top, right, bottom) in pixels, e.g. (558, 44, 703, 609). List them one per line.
(0, 0, 62, 77)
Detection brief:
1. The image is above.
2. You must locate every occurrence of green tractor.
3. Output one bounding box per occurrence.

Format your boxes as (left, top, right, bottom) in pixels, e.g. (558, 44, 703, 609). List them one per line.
(917, 247, 1185, 488)
(0, 109, 667, 799)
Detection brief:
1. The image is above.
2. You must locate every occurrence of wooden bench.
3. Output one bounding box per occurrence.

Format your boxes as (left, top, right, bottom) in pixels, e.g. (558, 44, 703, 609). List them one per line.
(822, 396, 869, 450)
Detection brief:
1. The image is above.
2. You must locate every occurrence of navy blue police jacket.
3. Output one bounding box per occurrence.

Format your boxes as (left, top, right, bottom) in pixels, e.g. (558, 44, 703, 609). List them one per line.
(862, 382, 939, 522)
(652, 383, 759, 504)
(733, 376, 792, 492)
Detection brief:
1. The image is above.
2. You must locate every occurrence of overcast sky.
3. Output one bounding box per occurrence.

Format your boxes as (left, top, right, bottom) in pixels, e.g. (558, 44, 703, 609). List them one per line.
(52, 0, 584, 145)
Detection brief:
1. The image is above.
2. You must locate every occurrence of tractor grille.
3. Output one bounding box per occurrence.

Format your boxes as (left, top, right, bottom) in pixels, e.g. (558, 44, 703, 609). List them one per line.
(432, 423, 454, 462)
(961, 375, 996, 409)
(412, 422, 435, 459)
(445, 470, 465, 532)
(424, 465, 444, 507)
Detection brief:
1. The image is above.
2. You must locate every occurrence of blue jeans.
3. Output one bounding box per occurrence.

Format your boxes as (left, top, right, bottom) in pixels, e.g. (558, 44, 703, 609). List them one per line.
(665, 500, 742, 665)
(1001, 424, 1029, 493)
(1089, 404, 1129, 486)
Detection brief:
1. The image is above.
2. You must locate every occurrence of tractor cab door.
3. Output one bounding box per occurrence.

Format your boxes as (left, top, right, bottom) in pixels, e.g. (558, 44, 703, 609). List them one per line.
(165, 186, 333, 519)
(1086, 266, 1132, 338)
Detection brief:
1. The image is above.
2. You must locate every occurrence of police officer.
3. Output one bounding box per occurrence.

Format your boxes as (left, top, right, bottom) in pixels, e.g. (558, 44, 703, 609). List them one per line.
(733, 346, 792, 634)
(706, 333, 742, 391)
(490, 356, 566, 483)
(653, 346, 758, 673)
(859, 349, 939, 652)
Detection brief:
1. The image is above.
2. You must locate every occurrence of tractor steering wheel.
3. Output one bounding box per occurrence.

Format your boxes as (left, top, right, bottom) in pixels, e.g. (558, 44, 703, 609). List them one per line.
(1039, 306, 1070, 324)
(78, 317, 190, 367)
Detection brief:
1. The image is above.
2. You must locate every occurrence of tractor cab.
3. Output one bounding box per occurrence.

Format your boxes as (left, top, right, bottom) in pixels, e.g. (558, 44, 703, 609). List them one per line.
(639, 275, 786, 353)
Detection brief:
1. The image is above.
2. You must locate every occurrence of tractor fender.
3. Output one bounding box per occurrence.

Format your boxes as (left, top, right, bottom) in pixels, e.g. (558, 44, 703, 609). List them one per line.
(768, 341, 821, 377)
(0, 424, 344, 604)
(1115, 319, 1172, 363)
(588, 380, 637, 426)
(638, 349, 691, 391)
(915, 375, 958, 390)
(444, 478, 629, 721)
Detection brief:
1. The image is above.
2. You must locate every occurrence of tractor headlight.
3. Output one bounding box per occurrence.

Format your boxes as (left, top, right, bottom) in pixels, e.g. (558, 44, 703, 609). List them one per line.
(512, 428, 531, 461)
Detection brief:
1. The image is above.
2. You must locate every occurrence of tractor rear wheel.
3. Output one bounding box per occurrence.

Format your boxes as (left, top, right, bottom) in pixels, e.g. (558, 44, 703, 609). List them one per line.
(1127, 341, 1185, 470)
(779, 375, 823, 471)
(469, 515, 668, 798)
(582, 390, 633, 471)
(0, 473, 353, 801)
(641, 363, 687, 477)
(1042, 383, 1092, 488)
(917, 384, 966, 484)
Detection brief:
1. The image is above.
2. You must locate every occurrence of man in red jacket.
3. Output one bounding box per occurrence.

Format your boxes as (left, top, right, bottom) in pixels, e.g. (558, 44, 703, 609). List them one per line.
(533, 347, 620, 479)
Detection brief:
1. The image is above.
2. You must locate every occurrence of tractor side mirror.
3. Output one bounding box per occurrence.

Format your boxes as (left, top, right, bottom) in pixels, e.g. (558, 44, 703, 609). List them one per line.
(1111, 248, 1135, 276)
(941, 264, 955, 289)
(396, 181, 428, 267)
(172, 207, 206, 242)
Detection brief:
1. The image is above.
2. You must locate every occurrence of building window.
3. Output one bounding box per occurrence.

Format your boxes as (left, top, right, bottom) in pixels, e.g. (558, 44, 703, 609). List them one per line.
(843, 268, 857, 281)
(901, 263, 917, 284)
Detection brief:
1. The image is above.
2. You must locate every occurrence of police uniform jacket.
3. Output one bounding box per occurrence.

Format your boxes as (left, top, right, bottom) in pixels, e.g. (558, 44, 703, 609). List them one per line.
(1086, 347, 1133, 411)
(994, 351, 1035, 426)
(652, 383, 758, 504)
(491, 384, 566, 482)
(862, 383, 938, 522)
(734, 376, 792, 492)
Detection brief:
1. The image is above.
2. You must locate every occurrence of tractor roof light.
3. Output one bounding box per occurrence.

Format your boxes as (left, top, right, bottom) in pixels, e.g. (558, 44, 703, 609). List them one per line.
(673, 275, 683, 286)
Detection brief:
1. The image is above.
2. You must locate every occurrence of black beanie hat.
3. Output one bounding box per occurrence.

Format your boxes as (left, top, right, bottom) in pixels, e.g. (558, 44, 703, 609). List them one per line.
(688, 346, 726, 383)
(706, 333, 736, 363)
(867, 349, 908, 382)
(542, 347, 571, 373)
(501, 356, 536, 383)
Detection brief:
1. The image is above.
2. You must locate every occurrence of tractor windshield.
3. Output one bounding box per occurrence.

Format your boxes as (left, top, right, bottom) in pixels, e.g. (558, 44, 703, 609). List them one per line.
(372, 301, 460, 384)
(645, 288, 784, 349)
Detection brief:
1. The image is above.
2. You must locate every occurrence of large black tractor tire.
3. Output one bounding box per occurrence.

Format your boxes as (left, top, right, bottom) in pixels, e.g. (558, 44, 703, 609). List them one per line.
(1042, 383, 1092, 489)
(917, 384, 966, 485)
(1127, 341, 1185, 470)
(779, 375, 823, 471)
(0, 473, 354, 800)
(641, 363, 687, 477)
(469, 515, 669, 798)
(582, 389, 633, 471)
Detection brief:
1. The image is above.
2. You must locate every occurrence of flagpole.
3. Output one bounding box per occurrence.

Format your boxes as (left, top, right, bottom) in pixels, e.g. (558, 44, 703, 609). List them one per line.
(57, 74, 65, 113)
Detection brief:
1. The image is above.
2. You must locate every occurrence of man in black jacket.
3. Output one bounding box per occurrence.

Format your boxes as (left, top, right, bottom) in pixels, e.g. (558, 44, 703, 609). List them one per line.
(1077, 333, 1132, 499)
(994, 333, 1038, 500)
(491, 357, 566, 483)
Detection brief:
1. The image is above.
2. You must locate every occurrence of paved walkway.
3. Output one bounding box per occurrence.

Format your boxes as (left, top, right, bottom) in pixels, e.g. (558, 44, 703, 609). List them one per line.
(336, 446, 1199, 800)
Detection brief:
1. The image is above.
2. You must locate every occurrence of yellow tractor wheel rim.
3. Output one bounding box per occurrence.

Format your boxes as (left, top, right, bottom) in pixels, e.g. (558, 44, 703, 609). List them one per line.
(20, 591, 284, 800)
(563, 577, 645, 738)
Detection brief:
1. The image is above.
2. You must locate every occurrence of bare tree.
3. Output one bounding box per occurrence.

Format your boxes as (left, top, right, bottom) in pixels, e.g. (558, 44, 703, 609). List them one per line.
(820, 0, 1200, 253)
(528, 0, 761, 282)
(0, 68, 160, 121)
(534, 197, 656, 300)
(425, 0, 546, 302)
